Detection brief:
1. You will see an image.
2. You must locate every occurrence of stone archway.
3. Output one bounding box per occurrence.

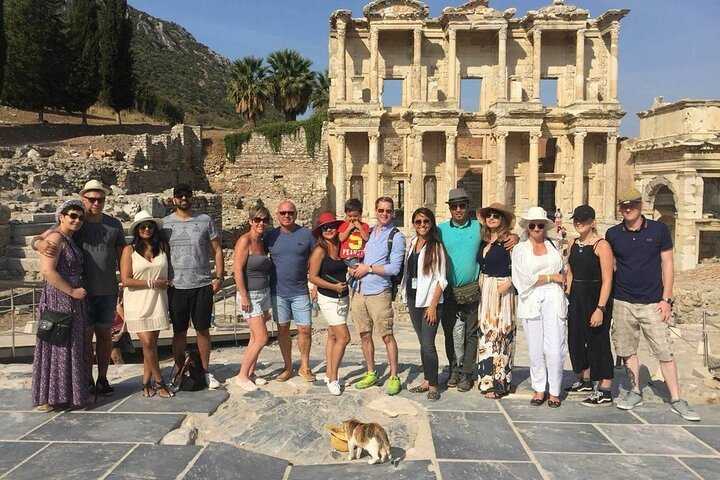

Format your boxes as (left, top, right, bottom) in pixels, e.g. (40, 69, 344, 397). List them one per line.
(645, 177, 677, 238)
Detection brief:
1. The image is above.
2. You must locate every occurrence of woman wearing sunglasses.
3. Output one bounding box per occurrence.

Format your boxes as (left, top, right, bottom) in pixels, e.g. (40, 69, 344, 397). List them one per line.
(402, 208, 447, 401)
(32, 200, 88, 412)
(232, 205, 273, 391)
(476, 203, 517, 399)
(511, 207, 567, 408)
(309, 212, 350, 396)
(120, 210, 173, 398)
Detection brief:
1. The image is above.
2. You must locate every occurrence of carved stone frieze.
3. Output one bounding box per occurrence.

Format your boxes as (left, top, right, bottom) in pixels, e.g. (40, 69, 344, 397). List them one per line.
(363, 0, 430, 20)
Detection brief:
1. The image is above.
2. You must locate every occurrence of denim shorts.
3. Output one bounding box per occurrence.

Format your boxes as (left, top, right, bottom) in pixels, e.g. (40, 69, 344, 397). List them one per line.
(271, 294, 312, 326)
(86, 294, 118, 328)
(239, 288, 271, 320)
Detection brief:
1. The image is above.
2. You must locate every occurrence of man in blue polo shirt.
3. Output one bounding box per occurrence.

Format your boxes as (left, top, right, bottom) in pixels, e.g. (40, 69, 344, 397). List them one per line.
(349, 196, 406, 395)
(606, 187, 699, 421)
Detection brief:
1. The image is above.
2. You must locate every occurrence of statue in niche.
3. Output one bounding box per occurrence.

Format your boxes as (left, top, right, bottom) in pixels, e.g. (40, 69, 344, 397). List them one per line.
(424, 176, 436, 205)
(350, 176, 363, 201)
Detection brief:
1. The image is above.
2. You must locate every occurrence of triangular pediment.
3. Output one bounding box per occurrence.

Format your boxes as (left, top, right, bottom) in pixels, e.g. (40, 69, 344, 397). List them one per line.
(363, 0, 430, 20)
(441, 0, 515, 22)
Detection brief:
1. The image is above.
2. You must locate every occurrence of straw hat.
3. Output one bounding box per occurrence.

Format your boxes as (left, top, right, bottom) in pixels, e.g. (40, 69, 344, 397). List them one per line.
(324, 423, 349, 452)
(312, 211, 342, 238)
(518, 206, 555, 232)
(128, 210, 163, 233)
(477, 202, 515, 229)
(79, 179, 111, 196)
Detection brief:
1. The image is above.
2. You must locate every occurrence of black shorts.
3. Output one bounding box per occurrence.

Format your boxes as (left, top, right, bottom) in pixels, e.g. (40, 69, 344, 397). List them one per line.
(168, 285, 213, 332)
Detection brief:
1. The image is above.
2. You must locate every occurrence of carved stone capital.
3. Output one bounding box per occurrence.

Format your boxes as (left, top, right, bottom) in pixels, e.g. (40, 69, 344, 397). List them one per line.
(337, 22, 347, 36)
(334, 131, 346, 146)
(448, 28, 457, 41)
(498, 26, 508, 41)
(493, 131, 509, 141)
(533, 29, 542, 43)
(368, 131, 381, 142)
(574, 131, 587, 141)
(529, 133, 540, 144)
(445, 131, 458, 141)
(610, 22, 620, 38)
(607, 132, 618, 143)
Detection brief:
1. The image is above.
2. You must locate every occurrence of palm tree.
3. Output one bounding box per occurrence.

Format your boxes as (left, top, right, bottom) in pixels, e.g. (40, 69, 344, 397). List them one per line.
(310, 69, 330, 112)
(267, 49, 314, 121)
(227, 56, 272, 128)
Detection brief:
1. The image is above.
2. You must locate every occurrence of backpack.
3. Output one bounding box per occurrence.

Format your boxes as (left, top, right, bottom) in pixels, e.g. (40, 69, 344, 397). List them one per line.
(385, 227, 404, 301)
(175, 349, 207, 391)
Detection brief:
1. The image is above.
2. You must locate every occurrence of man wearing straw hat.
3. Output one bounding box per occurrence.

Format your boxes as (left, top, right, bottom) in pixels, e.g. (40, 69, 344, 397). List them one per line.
(34, 179, 126, 397)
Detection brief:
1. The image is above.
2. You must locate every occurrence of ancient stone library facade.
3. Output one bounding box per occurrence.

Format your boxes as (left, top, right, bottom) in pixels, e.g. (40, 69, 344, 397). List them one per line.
(327, 0, 628, 228)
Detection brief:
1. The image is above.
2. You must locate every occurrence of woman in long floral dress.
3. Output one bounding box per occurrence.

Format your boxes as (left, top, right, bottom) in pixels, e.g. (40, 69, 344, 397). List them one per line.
(476, 203, 517, 399)
(32, 200, 89, 411)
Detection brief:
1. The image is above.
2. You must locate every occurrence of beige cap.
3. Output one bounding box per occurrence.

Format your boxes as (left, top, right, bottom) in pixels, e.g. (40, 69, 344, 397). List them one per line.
(617, 187, 642, 205)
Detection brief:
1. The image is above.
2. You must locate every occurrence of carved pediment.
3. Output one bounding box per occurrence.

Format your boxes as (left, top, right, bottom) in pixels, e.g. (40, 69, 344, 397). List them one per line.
(330, 9, 352, 30)
(440, 1, 516, 22)
(363, 0, 430, 20)
(526, 0, 589, 22)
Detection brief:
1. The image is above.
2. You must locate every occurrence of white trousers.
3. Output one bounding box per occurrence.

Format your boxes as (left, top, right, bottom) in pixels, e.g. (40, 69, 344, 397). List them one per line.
(522, 296, 567, 397)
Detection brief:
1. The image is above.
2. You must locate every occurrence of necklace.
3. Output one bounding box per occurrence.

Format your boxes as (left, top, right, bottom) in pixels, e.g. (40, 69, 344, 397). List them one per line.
(576, 234, 596, 253)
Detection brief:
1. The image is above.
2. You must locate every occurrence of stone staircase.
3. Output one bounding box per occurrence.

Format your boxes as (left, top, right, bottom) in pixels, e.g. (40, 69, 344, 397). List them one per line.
(2, 213, 56, 281)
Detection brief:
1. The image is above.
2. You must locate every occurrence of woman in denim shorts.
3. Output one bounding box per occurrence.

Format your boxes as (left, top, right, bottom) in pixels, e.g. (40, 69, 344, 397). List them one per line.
(233, 205, 273, 391)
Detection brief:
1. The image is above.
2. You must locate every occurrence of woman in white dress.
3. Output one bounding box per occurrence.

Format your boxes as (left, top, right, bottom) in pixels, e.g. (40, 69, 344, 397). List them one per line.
(120, 210, 173, 398)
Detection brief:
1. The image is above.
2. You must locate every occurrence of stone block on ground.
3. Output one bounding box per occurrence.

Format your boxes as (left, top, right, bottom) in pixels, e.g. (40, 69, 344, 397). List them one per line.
(6, 443, 131, 479)
(161, 426, 199, 445)
(106, 444, 201, 479)
(367, 395, 419, 418)
(184, 442, 288, 480)
(288, 460, 436, 480)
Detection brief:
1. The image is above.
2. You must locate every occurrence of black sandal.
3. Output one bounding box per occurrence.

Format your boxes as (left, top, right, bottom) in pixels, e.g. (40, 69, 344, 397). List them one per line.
(530, 394, 546, 406)
(142, 382, 156, 398)
(155, 380, 175, 398)
(427, 390, 441, 401)
(548, 398, 561, 408)
(409, 385, 430, 394)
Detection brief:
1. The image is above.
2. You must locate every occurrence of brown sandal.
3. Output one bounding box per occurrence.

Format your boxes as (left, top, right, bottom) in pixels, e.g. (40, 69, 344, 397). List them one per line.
(142, 382, 156, 398)
(155, 380, 175, 398)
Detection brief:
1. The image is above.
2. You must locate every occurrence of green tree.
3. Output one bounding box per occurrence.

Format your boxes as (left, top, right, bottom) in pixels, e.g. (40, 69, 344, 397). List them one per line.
(310, 69, 330, 112)
(267, 49, 314, 122)
(227, 56, 273, 128)
(65, 0, 100, 124)
(98, 0, 133, 124)
(2, 0, 67, 121)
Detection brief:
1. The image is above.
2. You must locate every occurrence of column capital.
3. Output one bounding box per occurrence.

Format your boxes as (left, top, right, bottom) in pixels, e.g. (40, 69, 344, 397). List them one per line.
(533, 29, 542, 42)
(493, 131, 509, 141)
(498, 26, 508, 40)
(410, 131, 424, 141)
(414, 28, 422, 40)
(368, 131, 380, 141)
(576, 27, 586, 38)
(610, 22, 620, 39)
(370, 25, 379, 37)
(448, 28, 457, 41)
(445, 131, 458, 141)
(574, 131, 587, 141)
(529, 132, 541, 143)
(337, 22, 347, 36)
(606, 132, 618, 142)
(334, 131, 346, 144)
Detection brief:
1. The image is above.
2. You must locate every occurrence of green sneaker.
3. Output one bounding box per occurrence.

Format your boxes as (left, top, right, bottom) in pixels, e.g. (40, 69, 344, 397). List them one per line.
(386, 375, 401, 396)
(355, 371, 378, 389)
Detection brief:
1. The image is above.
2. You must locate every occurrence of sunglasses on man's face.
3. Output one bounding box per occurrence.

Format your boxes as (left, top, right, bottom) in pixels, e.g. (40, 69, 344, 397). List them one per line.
(66, 212, 84, 221)
(83, 196, 105, 204)
(377, 208, 393, 215)
(174, 193, 192, 199)
(278, 211, 296, 217)
(449, 203, 468, 211)
(252, 217, 269, 224)
(528, 222, 545, 230)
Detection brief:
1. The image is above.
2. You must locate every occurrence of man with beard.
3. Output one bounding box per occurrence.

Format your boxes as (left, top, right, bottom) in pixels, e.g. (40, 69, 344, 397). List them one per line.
(163, 183, 224, 389)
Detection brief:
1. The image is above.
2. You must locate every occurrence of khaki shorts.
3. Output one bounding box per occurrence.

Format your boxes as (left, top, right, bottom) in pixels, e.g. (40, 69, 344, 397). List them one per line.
(351, 290, 394, 337)
(611, 299, 673, 361)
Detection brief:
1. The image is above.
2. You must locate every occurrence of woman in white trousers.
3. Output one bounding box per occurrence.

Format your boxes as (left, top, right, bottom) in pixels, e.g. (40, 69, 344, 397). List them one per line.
(511, 207, 568, 408)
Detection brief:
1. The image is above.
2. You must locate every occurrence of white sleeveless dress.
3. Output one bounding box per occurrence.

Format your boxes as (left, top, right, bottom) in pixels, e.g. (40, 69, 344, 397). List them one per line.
(123, 250, 171, 333)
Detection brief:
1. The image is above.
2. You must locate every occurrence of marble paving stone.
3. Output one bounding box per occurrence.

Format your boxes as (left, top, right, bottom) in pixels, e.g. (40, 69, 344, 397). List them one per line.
(599, 424, 717, 455)
(0, 412, 55, 441)
(288, 460, 436, 480)
(429, 411, 528, 461)
(684, 426, 720, 453)
(21, 412, 185, 443)
(113, 389, 229, 415)
(680, 457, 720, 480)
(184, 442, 288, 480)
(106, 444, 202, 479)
(438, 461, 541, 480)
(632, 404, 720, 426)
(0, 389, 32, 411)
(515, 423, 619, 453)
(501, 398, 642, 424)
(398, 388, 500, 412)
(0, 442, 48, 476)
(536, 453, 692, 480)
(4, 443, 131, 480)
(82, 376, 144, 412)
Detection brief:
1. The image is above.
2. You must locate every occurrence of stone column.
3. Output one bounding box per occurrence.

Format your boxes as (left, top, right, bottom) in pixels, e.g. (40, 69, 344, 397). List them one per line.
(573, 131, 586, 207)
(413, 28, 422, 102)
(529, 133, 540, 205)
(368, 132, 380, 206)
(337, 21, 347, 102)
(445, 131, 457, 198)
(447, 29, 457, 102)
(412, 131, 424, 207)
(495, 131, 508, 204)
(498, 27, 507, 100)
(370, 26, 379, 103)
(532, 29, 541, 101)
(335, 132, 346, 214)
(604, 132, 618, 219)
(609, 24, 619, 101)
(575, 28, 585, 102)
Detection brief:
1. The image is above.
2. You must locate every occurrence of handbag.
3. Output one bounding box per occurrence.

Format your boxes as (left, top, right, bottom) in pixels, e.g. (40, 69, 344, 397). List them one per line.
(452, 282, 480, 305)
(37, 309, 73, 346)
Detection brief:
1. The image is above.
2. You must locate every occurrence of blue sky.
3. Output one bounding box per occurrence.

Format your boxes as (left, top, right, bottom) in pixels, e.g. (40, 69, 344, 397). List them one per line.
(128, 0, 719, 137)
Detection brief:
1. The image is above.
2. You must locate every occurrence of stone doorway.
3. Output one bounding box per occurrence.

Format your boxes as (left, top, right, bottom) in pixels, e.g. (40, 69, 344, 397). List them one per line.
(653, 185, 677, 239)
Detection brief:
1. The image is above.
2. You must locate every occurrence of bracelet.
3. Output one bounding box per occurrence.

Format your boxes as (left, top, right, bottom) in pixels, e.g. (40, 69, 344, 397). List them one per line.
(147, 279, 153, 289)
(546, 274, 551, 284)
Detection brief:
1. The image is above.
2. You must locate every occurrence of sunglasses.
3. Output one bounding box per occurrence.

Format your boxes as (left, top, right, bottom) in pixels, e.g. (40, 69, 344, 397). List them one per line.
(449, 203, 468, 211)
(174, 193, 192, 199)
(138, 223, 155, 230)
(278, 211, 296, 216)
(528, 223, 545, 230)
(66, 212, 84, 220)
(320, 224, 338, 232)
(413, 219, 431, 226)
(83, 196, 105, 204)
(252, 217, 269, 224)
(377, 208, 394, 214)
(486, 212, 502, 220)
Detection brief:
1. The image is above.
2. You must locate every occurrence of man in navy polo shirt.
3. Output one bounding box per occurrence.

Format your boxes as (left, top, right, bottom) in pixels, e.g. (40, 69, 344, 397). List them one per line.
(606, 187, 699, 421)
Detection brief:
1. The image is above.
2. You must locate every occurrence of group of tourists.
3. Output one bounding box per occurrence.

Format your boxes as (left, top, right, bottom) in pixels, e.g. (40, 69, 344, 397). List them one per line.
(30, 179, 700, 422)
(32, 181, 224, 411)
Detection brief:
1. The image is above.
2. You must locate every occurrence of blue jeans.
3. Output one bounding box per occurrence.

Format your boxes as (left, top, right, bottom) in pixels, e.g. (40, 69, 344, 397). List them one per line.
(271, 294, 312, 326)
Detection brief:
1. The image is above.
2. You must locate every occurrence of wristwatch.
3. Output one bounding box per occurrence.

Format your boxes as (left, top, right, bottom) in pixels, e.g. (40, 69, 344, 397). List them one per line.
(596, 305, 607, 313)
(368, 266, 374, 274)
(661, 297, 673, 307)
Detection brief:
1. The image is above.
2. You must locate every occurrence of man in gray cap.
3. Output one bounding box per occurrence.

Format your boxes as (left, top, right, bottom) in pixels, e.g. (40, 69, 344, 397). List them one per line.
(34, 179, 126, 396)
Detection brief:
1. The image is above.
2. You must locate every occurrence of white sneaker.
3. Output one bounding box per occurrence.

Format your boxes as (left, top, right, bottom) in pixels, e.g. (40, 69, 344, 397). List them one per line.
(327, 380, 342, 396)
(205, 373, 221, 389)
(324, 376, 345, 387)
